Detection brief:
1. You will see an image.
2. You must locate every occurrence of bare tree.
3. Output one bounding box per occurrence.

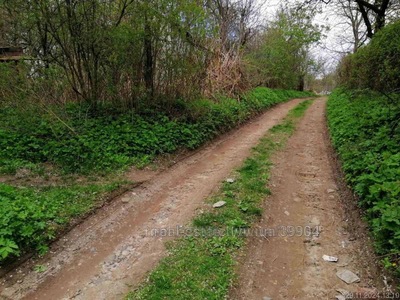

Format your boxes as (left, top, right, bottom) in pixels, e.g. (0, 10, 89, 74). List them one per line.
(206, 0, 262, 52)
(333, 0, 368, 52)
(203, 0, 264, 96)
(303, 0, 399, 37)
(355, 0, 390, 37)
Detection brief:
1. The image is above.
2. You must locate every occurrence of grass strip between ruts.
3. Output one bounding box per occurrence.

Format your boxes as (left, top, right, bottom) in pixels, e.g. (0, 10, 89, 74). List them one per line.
(127, 99, 313, 300)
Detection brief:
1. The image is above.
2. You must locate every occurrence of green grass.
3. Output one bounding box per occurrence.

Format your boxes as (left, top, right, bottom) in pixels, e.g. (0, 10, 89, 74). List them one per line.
(0, 88, 313, 175)
(327, 89, 400, 276)
(127, 100, 313, 300)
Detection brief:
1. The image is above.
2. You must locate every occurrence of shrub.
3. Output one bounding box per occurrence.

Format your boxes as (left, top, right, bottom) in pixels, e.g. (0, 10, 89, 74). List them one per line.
(337, 21, 400, 92)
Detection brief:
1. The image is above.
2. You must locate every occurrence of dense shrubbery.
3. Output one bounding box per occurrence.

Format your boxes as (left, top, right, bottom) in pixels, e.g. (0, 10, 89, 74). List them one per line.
(327, 89, 400, 272)
(0, 88, 313, 174)
(0, 1, 320, 107)
(337, 21, 400, 92)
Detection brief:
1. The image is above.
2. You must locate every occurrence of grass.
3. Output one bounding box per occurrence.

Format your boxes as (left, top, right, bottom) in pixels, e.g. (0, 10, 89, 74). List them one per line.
(0, 178, 129, 263)
(0, 88, 313, 175)
(127, 99, 313, 300)
(327, 89, 400, 277)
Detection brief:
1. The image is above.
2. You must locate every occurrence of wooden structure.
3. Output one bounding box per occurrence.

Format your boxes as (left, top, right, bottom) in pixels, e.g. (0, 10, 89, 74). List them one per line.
(0, 46, 24, 62)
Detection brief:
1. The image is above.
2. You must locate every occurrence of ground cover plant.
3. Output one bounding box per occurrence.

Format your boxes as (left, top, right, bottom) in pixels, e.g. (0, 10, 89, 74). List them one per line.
(327, 89, 400, 275)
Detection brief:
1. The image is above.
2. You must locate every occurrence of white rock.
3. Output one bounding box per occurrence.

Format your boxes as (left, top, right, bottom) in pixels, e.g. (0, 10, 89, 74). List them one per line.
(322, 255, 338, 262)
(121, 197, 131, 203)
(213, 201, 226, 208)
(336, 269, 360, 284)
(226, 178, 235, 183)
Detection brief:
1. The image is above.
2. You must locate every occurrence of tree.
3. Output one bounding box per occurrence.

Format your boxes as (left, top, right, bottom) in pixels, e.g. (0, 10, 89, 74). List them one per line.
(0, 0, 216, 106)
(303, 0, 400, 37)
(201, 0, 263, 96)
(245, 5, 322, 90)
(0, 0, 321, 108)
(334, 0, 368, 52)
(355, 0, 390, 37)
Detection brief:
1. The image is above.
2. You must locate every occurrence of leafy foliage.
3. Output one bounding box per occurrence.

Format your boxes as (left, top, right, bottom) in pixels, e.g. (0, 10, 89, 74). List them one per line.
(1, 0, 214, 104)
(0, 182, 121, 263)
(337, 20, 400, 92)
(245, 5, 323, 90)
(0, 88, 313, 174)
(327, 89, 400, 273)
(1, 0, 317, 109)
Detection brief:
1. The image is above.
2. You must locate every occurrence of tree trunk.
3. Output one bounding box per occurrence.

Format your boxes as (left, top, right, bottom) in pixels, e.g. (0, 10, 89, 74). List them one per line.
(143, 15, 154, 99)
(298, 75, 305, 91)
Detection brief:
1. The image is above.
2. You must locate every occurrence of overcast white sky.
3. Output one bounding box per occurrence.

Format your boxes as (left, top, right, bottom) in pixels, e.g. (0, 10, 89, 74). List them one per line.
(258, 0, 356, 72)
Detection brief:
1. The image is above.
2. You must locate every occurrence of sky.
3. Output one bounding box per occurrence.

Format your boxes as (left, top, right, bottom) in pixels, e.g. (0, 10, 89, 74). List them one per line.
(258, 0, 357, 72)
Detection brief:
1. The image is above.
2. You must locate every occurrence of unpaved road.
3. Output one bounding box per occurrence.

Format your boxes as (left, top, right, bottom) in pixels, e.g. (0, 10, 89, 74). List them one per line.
(0, 98, 307, 300)
(230, 98, 388, 299)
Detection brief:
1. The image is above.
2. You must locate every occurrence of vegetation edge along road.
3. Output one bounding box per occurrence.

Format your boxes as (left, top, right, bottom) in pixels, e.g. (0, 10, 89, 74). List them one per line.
(127, 100, 313, 299)
(327, 89, 400, 280)
(0, 88, 313, 267)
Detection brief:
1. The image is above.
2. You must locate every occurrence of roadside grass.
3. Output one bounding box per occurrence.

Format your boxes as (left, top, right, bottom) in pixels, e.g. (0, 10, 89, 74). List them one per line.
(327, 89, 400, 277)
(0, 88, 313, 176)
(0, 177, 130, 263)
(127, 100, 313, 300)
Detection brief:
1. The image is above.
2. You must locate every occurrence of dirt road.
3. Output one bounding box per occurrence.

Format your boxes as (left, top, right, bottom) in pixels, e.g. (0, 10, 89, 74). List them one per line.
(230, 98, 386, 299)
(0, 98, 307, 300)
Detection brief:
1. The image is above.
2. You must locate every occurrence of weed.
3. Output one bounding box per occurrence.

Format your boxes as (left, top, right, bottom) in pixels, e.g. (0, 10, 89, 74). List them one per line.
(0, 89, 313, 175)
(327, 89, 400, 275)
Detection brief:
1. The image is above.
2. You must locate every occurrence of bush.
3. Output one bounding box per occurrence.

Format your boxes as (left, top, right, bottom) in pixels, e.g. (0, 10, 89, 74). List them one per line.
(337, 21, 400, 92)
(327, 89, 400, 271)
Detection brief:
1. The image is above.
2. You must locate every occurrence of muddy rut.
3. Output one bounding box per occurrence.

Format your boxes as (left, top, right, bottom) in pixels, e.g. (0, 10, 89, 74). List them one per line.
(1, 98, 307, 300)
(230, 98, 386, 299)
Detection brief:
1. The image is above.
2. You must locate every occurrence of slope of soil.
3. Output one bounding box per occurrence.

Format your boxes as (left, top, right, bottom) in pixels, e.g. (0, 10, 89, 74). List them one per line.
(0, 98, 306, 300)
(230, 98, 389, 299)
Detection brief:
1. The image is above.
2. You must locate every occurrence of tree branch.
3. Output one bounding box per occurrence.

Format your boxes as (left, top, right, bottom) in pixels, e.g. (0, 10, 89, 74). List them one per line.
(356, 0, 374, 37)
(354, 0, 380, 13)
